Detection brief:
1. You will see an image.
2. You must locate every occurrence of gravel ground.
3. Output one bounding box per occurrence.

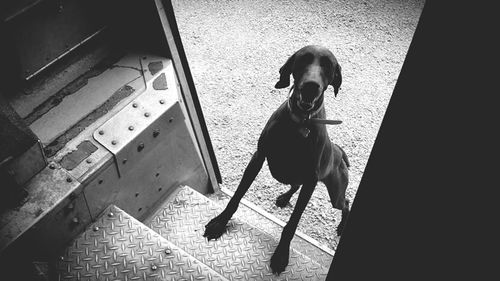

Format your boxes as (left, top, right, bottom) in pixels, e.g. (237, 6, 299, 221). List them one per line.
(171, 0, 425, 250)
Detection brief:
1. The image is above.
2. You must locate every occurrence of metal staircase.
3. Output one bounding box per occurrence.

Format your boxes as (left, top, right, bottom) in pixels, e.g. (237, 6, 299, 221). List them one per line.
(57, 203, 227, 281)
(54, 186, 333, 280)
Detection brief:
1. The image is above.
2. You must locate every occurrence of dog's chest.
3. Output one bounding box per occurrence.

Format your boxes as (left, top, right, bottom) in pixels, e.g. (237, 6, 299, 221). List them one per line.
(263, 123, 319, 184)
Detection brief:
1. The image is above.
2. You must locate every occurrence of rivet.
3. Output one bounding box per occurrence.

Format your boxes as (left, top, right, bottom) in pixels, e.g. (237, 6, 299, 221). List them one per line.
(49, 163, 56, 169)
(169, 118, 174, 123)
(132, 103, 138, 108)
(144, 112, 150, 117)
(86, 158, 92, 164)
(122, 159, 127, 164)
(93, 226, 99, 231)
(165, 249, 171, 255)
(71, 217, 79, 224)
(137, 143, 145, 152)
(151, 264, 157, 271)
(108, 212, 114, 217)
(159, 100, 165, 104)
(60, 256, 64, 261)
(153, 130, 160, 138)
(98, 130, 104, 135)
(128, 126, 134, 131)
(66, 177, 73, 183)
(111, 140, 117, 145)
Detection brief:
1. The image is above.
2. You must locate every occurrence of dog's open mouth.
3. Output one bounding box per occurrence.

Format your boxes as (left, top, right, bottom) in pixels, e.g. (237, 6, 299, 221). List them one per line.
(296, 97, 315, 112)
(297, 101, 314, 111)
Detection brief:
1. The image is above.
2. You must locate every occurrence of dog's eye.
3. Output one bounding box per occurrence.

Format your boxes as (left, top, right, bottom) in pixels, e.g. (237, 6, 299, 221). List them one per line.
(320, 56, 333, 73)
(295, 53, 315, 71)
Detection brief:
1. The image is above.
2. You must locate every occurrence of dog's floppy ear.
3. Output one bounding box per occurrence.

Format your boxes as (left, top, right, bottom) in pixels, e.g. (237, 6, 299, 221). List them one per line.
(331, 63, 342, 96)
(274, 53, 295, 89)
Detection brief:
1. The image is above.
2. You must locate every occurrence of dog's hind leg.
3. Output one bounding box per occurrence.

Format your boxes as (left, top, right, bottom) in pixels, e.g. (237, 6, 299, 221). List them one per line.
(276, 184, 301, 208)
(204, 150, 265, 241)
(322, 159, 350, 236)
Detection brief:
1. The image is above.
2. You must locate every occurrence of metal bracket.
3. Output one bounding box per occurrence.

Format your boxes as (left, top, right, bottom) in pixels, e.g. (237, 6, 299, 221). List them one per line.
(93, 59, 184, 177)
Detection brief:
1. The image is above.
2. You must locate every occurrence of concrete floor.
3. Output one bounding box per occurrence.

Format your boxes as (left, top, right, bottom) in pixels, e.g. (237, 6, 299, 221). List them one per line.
(172, 0, 425, 250)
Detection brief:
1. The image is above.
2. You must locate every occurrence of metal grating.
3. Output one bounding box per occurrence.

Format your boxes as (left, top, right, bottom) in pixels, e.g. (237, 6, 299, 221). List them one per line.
(145, 186, 329, 281)
(56, 204, 228, 281)
(207, 190, 335, 269)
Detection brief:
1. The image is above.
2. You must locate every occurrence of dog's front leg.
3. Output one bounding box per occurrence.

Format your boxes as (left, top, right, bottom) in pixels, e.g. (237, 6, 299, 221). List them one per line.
(203, 150, 265, 241)
(270, 177, 317, 275)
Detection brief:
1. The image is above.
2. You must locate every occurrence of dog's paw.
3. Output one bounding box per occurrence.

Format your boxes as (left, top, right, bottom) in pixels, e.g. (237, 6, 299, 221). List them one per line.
(203, 214, 230, 241)
(336, 215, 348, 236)
(270, 245, 290, 275)
(336, 206, 350, 236)
(275, 193, 291, 208)
(336, 221, 344, 236)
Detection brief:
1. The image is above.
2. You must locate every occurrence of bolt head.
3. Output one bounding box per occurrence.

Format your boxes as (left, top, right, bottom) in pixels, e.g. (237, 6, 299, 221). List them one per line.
(137, 143, 145, 152)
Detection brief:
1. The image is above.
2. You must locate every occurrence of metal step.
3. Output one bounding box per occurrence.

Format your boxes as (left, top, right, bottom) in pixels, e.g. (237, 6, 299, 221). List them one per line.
(207, 188, 335, 269)
(144, 186, 331, 280)
(55, 204, 228, 281)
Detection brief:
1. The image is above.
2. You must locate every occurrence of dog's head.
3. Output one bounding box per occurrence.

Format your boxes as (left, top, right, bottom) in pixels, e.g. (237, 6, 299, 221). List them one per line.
(275, 45, 342, 113)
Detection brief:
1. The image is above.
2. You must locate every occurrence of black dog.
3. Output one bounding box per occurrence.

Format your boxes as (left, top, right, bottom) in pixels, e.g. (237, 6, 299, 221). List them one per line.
(204, 45, 350, 274)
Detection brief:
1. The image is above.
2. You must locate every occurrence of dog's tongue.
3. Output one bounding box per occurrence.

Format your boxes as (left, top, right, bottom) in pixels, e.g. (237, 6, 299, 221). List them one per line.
(297, 100, 314, 111)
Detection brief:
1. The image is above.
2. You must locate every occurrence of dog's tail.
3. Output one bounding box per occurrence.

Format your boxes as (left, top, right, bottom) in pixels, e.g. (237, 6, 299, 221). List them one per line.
(336, 144, 350, 168)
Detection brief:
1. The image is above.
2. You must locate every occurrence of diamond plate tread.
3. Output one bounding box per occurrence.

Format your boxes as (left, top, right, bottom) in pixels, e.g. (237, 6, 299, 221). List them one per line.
(145, 186, 329, 281)
(56, 205, 229, 281)
(206, 190, 335, 269)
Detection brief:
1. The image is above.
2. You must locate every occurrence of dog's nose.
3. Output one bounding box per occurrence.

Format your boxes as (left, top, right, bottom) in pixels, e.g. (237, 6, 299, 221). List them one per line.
(300, 81, 321, 103)
(301, 81, 320, 93)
